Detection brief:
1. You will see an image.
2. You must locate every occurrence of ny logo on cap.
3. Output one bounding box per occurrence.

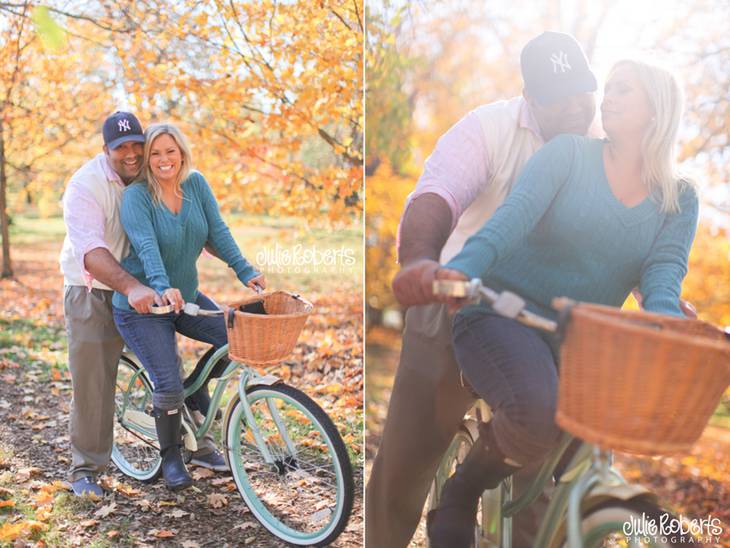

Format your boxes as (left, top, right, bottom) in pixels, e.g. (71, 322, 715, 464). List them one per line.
(550, 51, 571, 73)
(118, 119, 131, 132)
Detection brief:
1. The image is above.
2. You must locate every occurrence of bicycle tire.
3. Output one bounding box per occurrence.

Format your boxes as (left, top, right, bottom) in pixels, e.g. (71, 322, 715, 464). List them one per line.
(111, 355, 162, 482)
(555, 497, 696, 547)
(225, 383, 354, 546)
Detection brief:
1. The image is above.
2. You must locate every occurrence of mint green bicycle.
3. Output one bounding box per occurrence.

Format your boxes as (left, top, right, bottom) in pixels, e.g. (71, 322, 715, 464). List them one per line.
(426, 279, 727, 547)
(111, 300, 355, 546)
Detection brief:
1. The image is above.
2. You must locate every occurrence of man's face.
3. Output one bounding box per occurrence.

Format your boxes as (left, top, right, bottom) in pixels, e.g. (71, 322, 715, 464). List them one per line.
(527, 92, 596, 142)
(104, 141, 144, 184)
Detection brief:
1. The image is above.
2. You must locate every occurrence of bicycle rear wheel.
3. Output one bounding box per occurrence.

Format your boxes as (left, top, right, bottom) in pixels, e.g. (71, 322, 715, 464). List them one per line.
(428, 423, 507, 548)
(556, 497, 696, 547)
(111, 355, 161, 481)
(226, 383, 354, 546)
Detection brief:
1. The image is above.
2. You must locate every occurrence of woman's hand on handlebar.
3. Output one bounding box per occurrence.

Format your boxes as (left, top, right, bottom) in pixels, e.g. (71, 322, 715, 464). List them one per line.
(162, 287, 185, 313)
(246, 274, 266, 293)
(434, 268, 470, 314)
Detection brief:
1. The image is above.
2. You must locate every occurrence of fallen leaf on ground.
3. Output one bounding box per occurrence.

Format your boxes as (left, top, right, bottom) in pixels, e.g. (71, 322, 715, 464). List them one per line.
(16, 467, 42, 482)
(116, 483, 142, 497)
(0, 522, 26, 542)
(151, 529, 176, 538)
(0, 500, 15, 509)
(79, 519, 98, 529)
(94, 502, 117, 519)
(191, 467, 215, 480)
(207, 493, 228, 508)
(134, 499, 152, 511)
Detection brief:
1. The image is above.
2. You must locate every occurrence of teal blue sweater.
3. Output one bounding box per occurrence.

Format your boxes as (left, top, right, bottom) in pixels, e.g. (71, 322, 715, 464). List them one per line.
(112, 171, 259, 310)
(446, 136, 699, 318)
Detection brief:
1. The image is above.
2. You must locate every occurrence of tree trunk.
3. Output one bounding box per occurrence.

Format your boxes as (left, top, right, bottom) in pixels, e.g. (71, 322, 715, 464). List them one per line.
(0, 115, 13, 278)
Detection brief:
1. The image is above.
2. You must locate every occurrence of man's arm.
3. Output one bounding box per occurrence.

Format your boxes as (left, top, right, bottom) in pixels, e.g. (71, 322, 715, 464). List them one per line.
(84, 248, 152, 293)
(63, 182, 160, 313)
(397, 193, 452, 265)
(392, 194, 453, 306)
(392, 111, 491, 306)
(84, 248, 162, 313)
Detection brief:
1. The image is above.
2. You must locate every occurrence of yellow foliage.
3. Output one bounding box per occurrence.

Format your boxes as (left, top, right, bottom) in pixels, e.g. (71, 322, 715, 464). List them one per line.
(2, 1, 363, 225)
(365, 162, 416, 310)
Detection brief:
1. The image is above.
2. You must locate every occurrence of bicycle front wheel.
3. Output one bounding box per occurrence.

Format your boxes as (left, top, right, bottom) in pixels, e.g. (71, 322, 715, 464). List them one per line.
(556, 497, 696, 547)
(226, 383, 354, 546)
(111, 355, 161, 481)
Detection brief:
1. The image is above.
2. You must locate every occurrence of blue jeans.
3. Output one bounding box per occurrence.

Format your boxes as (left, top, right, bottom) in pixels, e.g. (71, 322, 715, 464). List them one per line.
(452, 308, 563, 465)
(112, 292, 228, 411)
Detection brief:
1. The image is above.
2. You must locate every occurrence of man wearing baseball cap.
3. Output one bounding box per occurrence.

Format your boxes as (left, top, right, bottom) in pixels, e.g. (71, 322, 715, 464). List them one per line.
(366, 32, 597, 547)
(60, 112, 227, 496)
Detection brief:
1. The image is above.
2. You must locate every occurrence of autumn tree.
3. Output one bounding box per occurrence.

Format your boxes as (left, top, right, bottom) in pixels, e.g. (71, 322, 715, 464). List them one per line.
(0, 0, 363, 277)
(0, 3, 117, 277)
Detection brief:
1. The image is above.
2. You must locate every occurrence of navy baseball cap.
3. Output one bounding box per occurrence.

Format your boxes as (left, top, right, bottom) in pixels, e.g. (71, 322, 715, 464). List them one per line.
(520, 32, 597, 105)
(103, 111, 145, 150)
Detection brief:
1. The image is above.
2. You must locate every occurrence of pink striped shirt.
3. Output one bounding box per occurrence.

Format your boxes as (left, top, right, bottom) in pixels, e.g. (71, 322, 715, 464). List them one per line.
(404, 98, 542, 229)
(62, 154, 125, 288)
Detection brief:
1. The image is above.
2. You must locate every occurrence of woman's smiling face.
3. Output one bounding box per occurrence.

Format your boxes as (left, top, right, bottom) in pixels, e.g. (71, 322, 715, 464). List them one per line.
(149, 133, 182, 184)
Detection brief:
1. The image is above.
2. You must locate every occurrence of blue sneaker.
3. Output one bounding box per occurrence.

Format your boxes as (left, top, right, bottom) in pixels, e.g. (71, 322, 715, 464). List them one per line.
(190, 450, 229, 472)
(71, 476, 104, 497)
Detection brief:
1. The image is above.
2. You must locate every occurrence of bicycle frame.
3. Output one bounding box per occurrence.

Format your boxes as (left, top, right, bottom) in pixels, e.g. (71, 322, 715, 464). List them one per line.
(122, 344, 292, 466)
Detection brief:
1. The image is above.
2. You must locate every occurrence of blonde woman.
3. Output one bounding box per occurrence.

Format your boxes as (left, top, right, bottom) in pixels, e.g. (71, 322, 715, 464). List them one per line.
(112, 123, 265, 490)
(418, 60, 699, 547)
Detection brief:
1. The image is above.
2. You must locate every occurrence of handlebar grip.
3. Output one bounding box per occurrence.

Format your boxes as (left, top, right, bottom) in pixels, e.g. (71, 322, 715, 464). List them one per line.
(149, 304, 175, 314)
(432, 279, 479, 298)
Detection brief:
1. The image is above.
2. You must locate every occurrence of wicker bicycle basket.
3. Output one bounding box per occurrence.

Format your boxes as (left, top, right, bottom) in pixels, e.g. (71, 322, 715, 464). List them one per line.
(225, 291, 313, 366)
(555, 302, 730, 455)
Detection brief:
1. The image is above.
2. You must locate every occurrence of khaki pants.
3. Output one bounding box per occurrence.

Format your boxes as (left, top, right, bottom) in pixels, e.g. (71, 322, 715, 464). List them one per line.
(366, 303, 549, 548)
(64, 286, 124, 482)
(64, 286, 217, 482)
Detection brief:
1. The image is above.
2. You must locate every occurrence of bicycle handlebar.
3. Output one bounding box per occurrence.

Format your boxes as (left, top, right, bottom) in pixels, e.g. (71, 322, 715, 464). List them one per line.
(146, 283, 265, 315)
(432, 279, 559, 333)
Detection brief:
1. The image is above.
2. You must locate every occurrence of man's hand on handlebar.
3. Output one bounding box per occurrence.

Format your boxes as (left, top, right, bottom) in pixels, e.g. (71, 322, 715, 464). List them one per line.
(433, 268, 471, 314)
(128, 284, 163, 314)
(391, 259, 441, 306)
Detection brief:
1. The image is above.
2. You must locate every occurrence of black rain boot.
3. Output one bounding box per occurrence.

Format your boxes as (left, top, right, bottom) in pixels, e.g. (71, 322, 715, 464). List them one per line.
(427, 421, 521, 548)
(153, 407, 193, 491)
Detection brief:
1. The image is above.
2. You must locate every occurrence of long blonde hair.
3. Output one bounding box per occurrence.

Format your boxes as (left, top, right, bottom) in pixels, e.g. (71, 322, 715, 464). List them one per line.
(143, 123, 193, 204)
(607, 60, 692, 213)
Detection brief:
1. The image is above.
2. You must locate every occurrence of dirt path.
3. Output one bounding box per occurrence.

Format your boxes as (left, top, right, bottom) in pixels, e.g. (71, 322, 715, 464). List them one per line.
(0, 239, 363, 547)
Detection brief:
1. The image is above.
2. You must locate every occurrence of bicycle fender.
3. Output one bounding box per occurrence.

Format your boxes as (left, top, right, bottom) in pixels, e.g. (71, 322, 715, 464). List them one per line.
(582, 483, 657, 505)
(547, 488, 658, 548)
(246, 374, 281, 387)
